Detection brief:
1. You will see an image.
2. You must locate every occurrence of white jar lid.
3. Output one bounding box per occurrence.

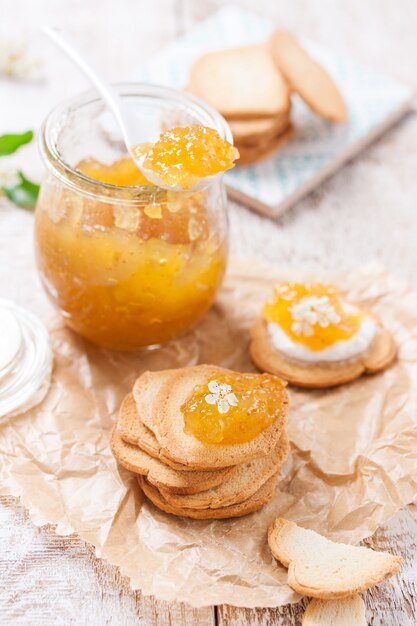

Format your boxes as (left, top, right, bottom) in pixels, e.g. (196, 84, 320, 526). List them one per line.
(0, 299, 53, 419)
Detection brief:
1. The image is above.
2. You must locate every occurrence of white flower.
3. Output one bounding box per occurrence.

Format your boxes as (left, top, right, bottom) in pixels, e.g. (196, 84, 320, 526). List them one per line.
(276, 284, 297, 300)
(205, 380, 238, 414)
(290, 295, 341, 337)
(0, 166, 20, 189)
(0, 34, 42, 81)
(291, 319, 315, 337)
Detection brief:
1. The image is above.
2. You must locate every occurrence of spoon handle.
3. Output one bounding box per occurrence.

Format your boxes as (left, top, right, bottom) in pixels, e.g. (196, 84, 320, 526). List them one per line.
(42, 26, 130, 146)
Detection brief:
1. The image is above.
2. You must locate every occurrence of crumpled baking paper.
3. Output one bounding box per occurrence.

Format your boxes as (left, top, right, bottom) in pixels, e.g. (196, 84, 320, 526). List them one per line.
(0, 259, 416, 608)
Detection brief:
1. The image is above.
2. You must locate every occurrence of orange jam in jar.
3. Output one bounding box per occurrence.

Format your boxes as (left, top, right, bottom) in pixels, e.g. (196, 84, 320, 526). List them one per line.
(263, 283, 363, 351)
(181, 373, 288, 444)
(35, 85, 231, 349)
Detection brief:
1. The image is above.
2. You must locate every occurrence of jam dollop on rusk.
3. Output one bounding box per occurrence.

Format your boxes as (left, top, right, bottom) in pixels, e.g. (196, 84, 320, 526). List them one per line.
(182, 372, 287, 445)
(263, 283, 364, 351)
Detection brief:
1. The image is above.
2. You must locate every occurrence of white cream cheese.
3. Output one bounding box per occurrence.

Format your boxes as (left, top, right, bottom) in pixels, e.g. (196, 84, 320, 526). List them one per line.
(267, 311, 377, 363)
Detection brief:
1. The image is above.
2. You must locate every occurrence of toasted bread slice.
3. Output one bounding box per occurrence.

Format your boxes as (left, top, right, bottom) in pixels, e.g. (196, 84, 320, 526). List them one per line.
(132, 369, 175, 432)
(268, 518, 402, 599)
(229, 111, 290, 146)
(250, 309, 397, 388)
(188, 46, 290, 119)
(151, 365, 288, 470)
(236, 124, 294, 167)
(268, 30, 347, 123)
(118, 393, 197, 472)
(111, 427, 236, 494)
(160, 432, 289, 509)
(139, 472, 278, 519)
(302, 596, 367, 625)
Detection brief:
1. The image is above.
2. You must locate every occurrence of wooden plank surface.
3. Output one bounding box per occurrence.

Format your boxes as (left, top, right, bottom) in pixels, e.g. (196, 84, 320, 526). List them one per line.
(0, 495, 215, 626)
(1, 493, 414, 625)
(1, 0, 417, 624)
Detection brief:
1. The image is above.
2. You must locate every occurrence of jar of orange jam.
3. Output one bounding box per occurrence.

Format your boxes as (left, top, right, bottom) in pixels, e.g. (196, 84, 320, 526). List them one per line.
(35, 84, 229, 349)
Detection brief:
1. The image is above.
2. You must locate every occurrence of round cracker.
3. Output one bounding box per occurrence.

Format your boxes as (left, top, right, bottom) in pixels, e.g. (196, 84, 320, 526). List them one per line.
(138, 472, 279, 519)
(160, 432, 289, 510)
(118, 393, 198, 472)
(151, 364, 288, 470)
(229, 111, 290, 146)
(111, 427, 236, 495)
(249, 308, 397, 388)
(268, 30, 347, 123)
(187, 45, 290, 119)
(236, 124, 294, 166)
(132, 370, 175, 432)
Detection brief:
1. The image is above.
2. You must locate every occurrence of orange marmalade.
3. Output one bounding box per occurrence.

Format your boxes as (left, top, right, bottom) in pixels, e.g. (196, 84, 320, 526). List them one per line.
(35, 149, 228, 349)
(181, 373, 287, 444)
(263, 283, 363, 351)
(132, 125, 239, 189)
(75, 156, 152, 186)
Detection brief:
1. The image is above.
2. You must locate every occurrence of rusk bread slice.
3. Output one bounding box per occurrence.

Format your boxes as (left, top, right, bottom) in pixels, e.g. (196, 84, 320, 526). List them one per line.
(160, 432, 290, 510)
(250, 309, 397, 388)
(139, 472, 279, 519)
(302, 596, 367, 626)
(268, 30, 347, 123)
(111, 428, 236, 494)
(268, 518, 402, 599)
(118, 393, 197, 472)
(187, 46, 290, 119)
(151, 364, 288, 470)
(236, 125, 294, 167)
(229, 112, 290, 146)
(132, 369, 175, 432)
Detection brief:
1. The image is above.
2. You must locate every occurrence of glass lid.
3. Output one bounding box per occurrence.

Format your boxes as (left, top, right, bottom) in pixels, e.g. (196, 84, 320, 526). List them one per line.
(0, 299, 53, 419)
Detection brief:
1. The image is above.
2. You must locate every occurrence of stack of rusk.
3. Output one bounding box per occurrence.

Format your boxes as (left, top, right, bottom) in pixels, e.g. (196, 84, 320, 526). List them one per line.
(186, 31, 347, 166)
(111, 365, 289, 519)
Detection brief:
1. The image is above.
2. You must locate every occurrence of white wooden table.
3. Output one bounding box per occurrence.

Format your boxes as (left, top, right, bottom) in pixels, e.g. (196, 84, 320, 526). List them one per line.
(1, 0, 417, 623)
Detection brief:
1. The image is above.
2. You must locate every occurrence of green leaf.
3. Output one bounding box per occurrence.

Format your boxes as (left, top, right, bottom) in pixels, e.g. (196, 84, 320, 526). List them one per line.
(0, 130, 34, 156)
(2, 171, 40, 209)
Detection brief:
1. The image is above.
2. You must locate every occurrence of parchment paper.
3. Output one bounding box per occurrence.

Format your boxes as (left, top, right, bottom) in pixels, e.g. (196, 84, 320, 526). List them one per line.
(0, 259, 416, 608)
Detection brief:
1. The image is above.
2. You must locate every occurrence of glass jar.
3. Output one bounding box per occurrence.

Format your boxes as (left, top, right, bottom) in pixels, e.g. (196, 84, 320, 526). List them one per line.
(35, 84, 230, 350)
